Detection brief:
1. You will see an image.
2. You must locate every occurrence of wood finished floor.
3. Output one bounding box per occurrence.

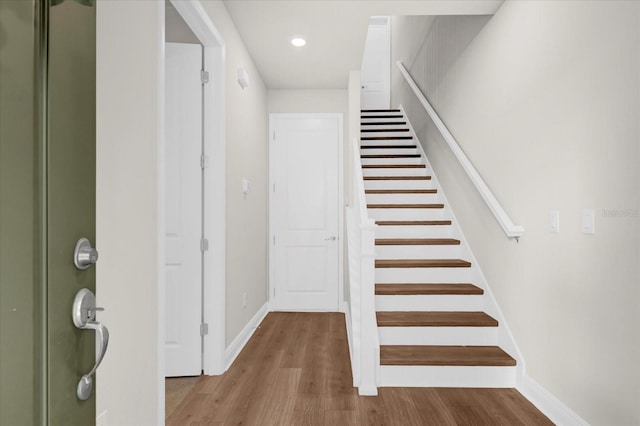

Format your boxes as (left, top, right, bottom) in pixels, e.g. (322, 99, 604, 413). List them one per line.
(166, 312, 553, 426)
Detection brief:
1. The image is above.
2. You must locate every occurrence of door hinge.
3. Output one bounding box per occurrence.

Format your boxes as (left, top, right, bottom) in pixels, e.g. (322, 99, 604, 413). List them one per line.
(200, 238, 209, 252)
(273, 183, 275, 192)
(201, 70, 210, 84)
(200, 154, 210, 169)
(272, 130, 275, 141)
(200, 323, 209, 336)
(273, 235, 275, 246)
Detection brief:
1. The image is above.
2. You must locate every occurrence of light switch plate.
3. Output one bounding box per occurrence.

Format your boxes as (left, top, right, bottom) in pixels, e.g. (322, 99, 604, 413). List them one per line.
(582, 208, 595, 234)
(549, 210, 560, 233)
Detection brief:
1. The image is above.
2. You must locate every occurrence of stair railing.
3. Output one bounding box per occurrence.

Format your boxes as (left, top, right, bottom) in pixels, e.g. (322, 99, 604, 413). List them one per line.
(397, 61, 524, 239)
(346, 136, 379, 396)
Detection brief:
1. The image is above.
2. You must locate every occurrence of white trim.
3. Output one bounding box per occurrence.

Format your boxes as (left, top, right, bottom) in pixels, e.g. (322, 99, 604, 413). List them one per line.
(161, 0, 226, 387)
(224, 302, 270, 370)
(169, 0, 226, 377)
(518, 375, 589, 426)
(268, 113, 344, 312)
(170, 0, 224, 47)
(396, 61, 524, 239)
(341, 301, 357, 386)
(156, 2, 166, 423)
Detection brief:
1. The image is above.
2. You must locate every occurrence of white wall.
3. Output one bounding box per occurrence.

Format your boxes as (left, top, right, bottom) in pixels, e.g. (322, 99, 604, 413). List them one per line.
(165, 1, 200, 44)
(392, 2, 639, 424)
(96, 1, 162, 425)
(267, 89, 348, 125)
(199, 1, 269, 347)
(97, 1, 269, 423)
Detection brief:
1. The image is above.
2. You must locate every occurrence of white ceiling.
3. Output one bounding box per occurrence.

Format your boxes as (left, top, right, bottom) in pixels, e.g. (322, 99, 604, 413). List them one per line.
(223, 0, 504, 89)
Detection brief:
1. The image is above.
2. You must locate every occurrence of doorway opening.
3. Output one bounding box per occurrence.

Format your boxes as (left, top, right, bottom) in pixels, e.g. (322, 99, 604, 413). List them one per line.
(161, 0, 226, 416)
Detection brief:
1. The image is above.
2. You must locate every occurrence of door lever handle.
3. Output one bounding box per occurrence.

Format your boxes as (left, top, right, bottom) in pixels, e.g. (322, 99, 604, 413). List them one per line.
(72, 288, 109, 400)
(325, 236, 337, 241)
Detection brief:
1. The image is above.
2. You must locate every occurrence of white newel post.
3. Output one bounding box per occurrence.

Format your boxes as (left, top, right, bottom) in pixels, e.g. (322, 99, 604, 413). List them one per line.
(347, 122, 379, 395)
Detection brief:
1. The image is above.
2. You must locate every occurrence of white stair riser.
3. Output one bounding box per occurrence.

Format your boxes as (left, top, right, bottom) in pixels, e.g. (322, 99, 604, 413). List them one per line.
(379, 366, 516, 388)
(366, 193, 440, 204)
(361, 140, 415, 147)
(364, 180, 435, 190)
(361, 148, 418, 156)
(361, 124, 408, 130)
(378, 326, 496, 345)
(360, 131, 415, 137)
(375, 268, 472, 283)
(362, 168, 429, 177)
(375, 294, 483, 312)
(375, 245, 462, 259)
(361, 157, 423, 166)
(375, 225, 453, 238)
(367, 208, 445, 221)
(360, 118, 407, 126)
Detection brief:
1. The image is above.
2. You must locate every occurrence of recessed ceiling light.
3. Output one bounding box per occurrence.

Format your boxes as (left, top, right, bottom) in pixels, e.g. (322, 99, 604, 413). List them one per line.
(291, 37, 306, 47)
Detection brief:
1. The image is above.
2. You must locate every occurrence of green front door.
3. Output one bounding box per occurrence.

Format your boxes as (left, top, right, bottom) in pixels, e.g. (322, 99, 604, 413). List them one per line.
(0, 0, 97, 425)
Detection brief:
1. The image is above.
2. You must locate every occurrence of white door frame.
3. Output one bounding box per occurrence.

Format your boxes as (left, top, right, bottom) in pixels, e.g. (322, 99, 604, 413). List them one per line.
(159, 0, 226, 402)
(268, 113, 344, 312)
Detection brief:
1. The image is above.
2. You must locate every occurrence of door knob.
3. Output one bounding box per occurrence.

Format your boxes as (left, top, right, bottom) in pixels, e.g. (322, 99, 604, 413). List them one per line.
(74, 237, 98, 270)
(72, 288, 109, 401)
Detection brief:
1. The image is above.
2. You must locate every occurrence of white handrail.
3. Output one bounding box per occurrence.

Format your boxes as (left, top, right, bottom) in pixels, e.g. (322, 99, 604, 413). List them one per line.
(397, 61, 524, 239)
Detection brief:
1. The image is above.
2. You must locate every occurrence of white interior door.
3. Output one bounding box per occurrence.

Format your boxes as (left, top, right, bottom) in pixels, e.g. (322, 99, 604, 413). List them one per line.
(361, 16, 391, 109)
(165, 42, 203, 377)
(270, 115, 341, 311)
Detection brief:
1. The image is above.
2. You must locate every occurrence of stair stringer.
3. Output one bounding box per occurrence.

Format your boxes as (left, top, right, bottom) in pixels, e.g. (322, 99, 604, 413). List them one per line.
(394, 104, 526, 385)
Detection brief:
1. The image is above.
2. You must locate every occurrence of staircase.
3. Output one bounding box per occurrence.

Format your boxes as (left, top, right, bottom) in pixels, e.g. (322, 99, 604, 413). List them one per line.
(360, 108, 518, 388)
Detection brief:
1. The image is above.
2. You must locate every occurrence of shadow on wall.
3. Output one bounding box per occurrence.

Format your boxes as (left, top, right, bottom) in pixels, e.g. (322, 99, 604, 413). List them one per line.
(408, 16, 491, 102)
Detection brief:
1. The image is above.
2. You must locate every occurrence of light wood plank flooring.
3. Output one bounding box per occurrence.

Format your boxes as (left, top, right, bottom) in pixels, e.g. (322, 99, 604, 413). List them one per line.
(166, 312, 553, 425)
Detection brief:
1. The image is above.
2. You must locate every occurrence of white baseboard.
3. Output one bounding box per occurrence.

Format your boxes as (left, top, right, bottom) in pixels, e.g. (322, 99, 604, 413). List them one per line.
(224, 302, 269, 371)
(518, 375, 588, 426)
(341, 301, 359, 387)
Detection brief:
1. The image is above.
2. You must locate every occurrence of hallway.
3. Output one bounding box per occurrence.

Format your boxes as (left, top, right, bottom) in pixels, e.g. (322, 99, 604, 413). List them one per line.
(166, 312, 552, 425)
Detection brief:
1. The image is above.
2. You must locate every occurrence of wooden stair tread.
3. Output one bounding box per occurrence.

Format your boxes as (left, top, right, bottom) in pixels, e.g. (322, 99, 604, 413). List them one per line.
(379, 345, 516, 366)
(376, 220, 452, 226)
(362, 164, 425, 169)
(361, 154, 420, 159)
(375, 283, 484, 295)
(367, 204, 444, 209)
(360, 145, 416, 149)
(376, 259, 471, 268)
(365, 189, 437, 194)
(361, 136, 413, 140)
(364, 176, 431, 181)
(376, 238, 460, 246)
(376, 311, 498, 327)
